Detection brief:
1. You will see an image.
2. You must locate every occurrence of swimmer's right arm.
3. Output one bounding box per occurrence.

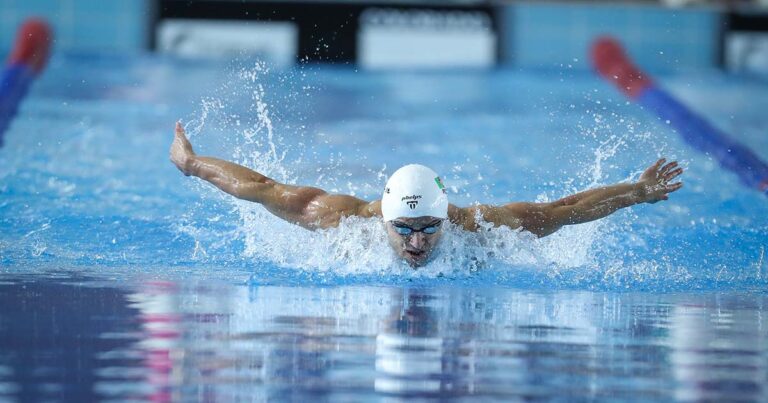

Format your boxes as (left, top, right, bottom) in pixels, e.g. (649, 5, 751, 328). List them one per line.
(170, 122, 381, 230)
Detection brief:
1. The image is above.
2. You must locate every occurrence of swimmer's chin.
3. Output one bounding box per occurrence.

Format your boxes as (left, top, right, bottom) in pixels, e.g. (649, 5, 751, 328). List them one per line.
(402, 253, 431, 268)
(405, 260, 424, 269)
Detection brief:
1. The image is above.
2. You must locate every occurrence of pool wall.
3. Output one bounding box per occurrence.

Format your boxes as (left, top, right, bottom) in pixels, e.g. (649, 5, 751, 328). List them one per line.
(499, 3, 721, 72)
(0, 1, 766, 72)
(0, 0, 150, 55)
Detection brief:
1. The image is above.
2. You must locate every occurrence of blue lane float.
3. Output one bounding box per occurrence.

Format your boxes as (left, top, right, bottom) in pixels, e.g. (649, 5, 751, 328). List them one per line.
(0, 18, 52, 147)
(592, 37, 768, 196)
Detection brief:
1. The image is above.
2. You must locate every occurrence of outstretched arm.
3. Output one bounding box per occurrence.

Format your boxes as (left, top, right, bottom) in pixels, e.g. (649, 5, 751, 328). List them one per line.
(451, 159, 683, 237)
(170, 122, 380, 229)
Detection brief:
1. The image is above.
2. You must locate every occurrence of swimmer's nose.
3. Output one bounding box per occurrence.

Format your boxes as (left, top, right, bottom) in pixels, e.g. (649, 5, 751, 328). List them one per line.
(408, 232, 426, 250)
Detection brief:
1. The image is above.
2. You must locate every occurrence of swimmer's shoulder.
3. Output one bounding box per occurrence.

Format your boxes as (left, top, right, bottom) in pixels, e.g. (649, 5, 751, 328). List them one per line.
(448, 204, 478, 230)
(357, 199, 382, 218)
(448, 203, 524, 232)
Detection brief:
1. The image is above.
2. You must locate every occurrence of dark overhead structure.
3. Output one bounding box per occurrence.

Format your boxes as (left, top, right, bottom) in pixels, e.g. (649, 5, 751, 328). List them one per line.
(154, 0, 497, 64)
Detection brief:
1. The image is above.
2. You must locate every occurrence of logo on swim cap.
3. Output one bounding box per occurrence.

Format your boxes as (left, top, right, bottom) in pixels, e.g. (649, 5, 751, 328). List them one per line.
(381, 164, 448, 222)
(402, 195, 422, 209)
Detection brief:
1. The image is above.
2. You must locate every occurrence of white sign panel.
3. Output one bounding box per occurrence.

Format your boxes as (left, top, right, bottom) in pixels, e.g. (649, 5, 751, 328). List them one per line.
(157, 19, 298, 67)
(358, 9, 496, 69)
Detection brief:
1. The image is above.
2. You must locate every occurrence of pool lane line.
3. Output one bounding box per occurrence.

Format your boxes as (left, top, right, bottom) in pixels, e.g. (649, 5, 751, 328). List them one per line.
(0, 18, 52, 147)
(591, 36, 768, 197)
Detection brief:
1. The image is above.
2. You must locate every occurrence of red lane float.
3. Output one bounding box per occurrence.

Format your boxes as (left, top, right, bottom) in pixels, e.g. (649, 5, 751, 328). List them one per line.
(0, 18, 52, 146)
(592, 36, 768, 196)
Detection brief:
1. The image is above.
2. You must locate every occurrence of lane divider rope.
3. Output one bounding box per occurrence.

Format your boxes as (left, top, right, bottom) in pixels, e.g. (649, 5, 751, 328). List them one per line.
(592, 36, 768, 197)
(0, 18, 52, 147)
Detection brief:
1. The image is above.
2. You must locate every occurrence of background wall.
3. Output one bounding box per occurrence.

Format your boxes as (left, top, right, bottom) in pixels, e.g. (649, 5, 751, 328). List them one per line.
(500, 3, 722, 72)
(0, 0, 759, 73)
(0, 0, 151, 55)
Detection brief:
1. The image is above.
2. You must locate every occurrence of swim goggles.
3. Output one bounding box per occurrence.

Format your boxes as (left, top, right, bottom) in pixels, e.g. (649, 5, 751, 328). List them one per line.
(391, 221, 442, 236)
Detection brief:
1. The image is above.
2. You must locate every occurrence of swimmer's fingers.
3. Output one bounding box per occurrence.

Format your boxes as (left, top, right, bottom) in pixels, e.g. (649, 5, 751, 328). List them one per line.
(664, 181, 683, 195)
(649, 183, 681, 203)
(175, 121, 188, 140)
(170, 121, 196, 175)
(663, 167, 683, 182)
(173, 121, 195, 153)
(659, 160, 677, 175)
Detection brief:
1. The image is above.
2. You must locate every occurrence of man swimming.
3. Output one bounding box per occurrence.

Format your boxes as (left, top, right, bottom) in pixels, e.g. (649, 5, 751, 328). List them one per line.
(170, 122, 683, 267)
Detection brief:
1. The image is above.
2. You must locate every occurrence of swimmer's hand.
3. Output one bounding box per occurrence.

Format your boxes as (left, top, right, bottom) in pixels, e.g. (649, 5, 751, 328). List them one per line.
(637, 158, 683, 203)
(170, 121, 196, 176)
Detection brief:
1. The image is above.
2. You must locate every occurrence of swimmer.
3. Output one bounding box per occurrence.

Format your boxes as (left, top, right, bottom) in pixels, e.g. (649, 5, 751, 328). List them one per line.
(170, 122, 683, 267)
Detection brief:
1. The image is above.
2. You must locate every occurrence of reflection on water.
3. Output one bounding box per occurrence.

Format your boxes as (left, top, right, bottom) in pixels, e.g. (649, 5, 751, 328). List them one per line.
(0, 276, 766, 401)
(0, 276, 142, 401)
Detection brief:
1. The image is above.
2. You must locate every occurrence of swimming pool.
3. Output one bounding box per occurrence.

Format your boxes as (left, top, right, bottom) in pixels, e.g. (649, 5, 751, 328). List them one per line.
(1, 53, 767, 400)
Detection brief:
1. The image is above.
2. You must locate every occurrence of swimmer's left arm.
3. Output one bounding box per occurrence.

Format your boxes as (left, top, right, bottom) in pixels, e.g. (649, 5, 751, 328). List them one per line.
(458, 159, 683, 237)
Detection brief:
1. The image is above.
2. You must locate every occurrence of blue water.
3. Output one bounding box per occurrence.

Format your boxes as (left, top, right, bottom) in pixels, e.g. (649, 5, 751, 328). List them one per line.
(1, 54, 767, 400)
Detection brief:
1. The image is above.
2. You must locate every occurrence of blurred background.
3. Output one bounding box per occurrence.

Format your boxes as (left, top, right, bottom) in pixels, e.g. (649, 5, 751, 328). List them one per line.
(2, 3, 768, 401)
(1, 0, 767, 74)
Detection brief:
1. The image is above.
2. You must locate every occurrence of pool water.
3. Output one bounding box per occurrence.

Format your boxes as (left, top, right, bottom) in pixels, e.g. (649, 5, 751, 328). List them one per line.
(0, 53, 767, 400)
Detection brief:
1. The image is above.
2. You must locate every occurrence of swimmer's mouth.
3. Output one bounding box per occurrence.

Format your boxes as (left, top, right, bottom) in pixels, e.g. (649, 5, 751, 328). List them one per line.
(405, 250, 426, 260)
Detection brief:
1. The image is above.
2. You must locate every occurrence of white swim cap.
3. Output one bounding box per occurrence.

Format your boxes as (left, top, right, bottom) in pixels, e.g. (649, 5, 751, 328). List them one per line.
(381, 164, 448, 222)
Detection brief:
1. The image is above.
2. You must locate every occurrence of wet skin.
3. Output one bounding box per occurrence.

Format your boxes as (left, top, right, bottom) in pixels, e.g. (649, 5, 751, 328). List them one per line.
(172, 124, 685, 266)
(385, 216, 444, 268)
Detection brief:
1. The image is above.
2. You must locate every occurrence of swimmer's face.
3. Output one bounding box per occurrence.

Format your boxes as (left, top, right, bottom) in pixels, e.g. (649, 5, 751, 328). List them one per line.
(385, 216, 445, 268)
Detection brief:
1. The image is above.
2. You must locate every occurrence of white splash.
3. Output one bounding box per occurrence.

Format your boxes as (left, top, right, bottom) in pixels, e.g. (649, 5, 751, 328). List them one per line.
(180, 63, 701, 285)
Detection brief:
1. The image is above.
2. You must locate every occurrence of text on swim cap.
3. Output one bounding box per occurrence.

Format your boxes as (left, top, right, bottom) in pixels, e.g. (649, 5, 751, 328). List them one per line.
(402, 195, 422, 210)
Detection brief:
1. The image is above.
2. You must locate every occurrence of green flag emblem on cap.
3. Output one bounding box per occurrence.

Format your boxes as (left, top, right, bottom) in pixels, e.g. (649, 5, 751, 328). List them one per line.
(434, 177, 446, 193)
